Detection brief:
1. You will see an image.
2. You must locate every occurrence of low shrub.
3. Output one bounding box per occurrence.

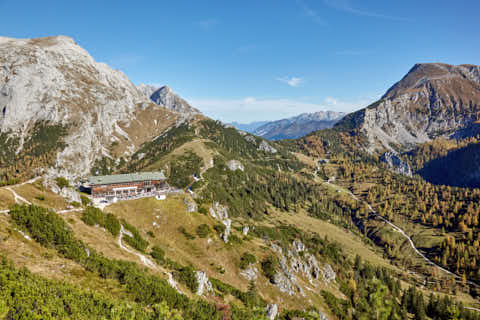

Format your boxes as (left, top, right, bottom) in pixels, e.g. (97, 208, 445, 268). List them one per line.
(261, 256, 278, 283)
(239, 252, 257, 270)
(55, 177, 69, 189)
(196, 224, 211, 238)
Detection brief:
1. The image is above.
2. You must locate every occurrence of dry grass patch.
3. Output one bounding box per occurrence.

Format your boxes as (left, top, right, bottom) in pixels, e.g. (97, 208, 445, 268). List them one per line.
(146, 139, 215, 172)
(66, 211, 157, 268)
(272, 210, 395, 270)
(0, 189, 15, 209)
(12, 182, 68, 210)
(0, 214, 133, 300)
(292, 152, 316, 167)
(103, 196, 328, 310)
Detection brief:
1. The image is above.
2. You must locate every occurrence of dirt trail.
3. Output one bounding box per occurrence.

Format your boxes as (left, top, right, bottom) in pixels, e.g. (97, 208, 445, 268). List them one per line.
(6, 187, 31, 205)
(327, 180, 480, 288)
(118, 225, 157, 269)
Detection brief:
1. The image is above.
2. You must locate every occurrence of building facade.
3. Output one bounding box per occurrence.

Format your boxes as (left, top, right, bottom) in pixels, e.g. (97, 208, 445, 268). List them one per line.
(88, 172, 167, 200)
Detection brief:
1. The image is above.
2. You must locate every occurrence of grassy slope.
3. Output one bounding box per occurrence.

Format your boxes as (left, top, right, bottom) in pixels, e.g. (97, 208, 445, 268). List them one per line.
(0, 174, 392, 316)
(12, 181, 69, 210)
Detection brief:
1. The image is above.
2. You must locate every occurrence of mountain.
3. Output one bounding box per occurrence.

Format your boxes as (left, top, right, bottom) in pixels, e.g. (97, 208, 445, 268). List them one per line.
(0, 36, 478, 318)
(229, 120, 269, 133)
(137, 84, 200, 115)
(136, 83, 158, 98)
(232, 111, 345, 140)
(336, 63, 480, 151)
(0, 36, 205, 181)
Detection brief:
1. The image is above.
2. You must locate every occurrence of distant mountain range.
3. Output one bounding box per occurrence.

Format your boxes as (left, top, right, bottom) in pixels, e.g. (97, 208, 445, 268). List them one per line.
(231, 111, 345, 140)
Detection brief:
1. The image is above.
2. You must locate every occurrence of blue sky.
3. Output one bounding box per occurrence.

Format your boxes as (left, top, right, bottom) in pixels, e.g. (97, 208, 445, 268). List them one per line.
(1, 0, 478, 122)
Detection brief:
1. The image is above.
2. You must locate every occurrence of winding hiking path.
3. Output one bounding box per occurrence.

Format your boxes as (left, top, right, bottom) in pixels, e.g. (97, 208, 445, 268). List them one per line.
(6, 186, 31, 205)
(326, 180, 480, 288)
(2, 177, 41, 205)
(118, 225, 157, 269)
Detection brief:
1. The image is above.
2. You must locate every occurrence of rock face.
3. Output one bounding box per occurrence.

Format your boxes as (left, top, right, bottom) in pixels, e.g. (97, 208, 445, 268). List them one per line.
(136, 83, 158, 99)
(209, 202, 231, 243)
(380, 152, 412, 176)
(337, 63, 480, 152)
(269, 241, 329, 296)
(247, 111, 345, 140)
(258, 140, 278, 154)
(148, 85, 200, 115)
(322, 264, 336, 284)
(0, 35, 179, 179)
(195, 271, 213, 296)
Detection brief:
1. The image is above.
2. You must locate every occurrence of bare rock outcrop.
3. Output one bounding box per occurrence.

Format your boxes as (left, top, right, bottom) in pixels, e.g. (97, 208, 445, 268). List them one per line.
(322, 264, 336, 284)
(265, 304, 278, 320)
(227, 159, 244, 172)
(270, 243, 304, 296)
(258, 140, 278, 154)
(337, 63, 480, 152)
(380, 152, 412, 176)
(209, 202, 231, 243)
(149, 85, 200, 115)
(240, 265, 258, 281)
(195, 271, 213, 296)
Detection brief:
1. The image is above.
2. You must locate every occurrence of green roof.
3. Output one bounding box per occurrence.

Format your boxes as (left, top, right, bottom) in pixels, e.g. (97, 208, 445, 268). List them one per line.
(88, 172, 166, 185)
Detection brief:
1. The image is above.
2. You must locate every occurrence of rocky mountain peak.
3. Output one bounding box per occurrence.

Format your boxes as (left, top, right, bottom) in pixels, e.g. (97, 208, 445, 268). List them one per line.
(136, 83, 158, 99)
(148, 85, 200, 115)
(337, 62, 480, 152)
(0, 35, 179, 179)
(383, 63, 480, 100)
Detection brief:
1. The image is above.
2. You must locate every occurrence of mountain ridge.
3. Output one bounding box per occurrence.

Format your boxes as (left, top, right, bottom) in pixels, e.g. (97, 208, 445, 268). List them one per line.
(232, 110, 345, 140)
(0, 35, 197, 181)
(334, 62, 480, 152)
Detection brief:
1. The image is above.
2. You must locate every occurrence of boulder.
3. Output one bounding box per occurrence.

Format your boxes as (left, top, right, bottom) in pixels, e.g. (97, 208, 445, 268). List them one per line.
(293, 239, 306, 253)
(240, 266, 258, 281)
(258, 140, 278, 153)
(265, 304, 278, 320)
(184, 198, 197, 212)
(227, 159, 244, 171)
(245, 135, 256, 144)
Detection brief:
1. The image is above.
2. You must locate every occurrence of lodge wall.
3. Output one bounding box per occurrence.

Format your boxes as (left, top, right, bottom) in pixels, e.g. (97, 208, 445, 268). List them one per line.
(91, 180, 167, 198)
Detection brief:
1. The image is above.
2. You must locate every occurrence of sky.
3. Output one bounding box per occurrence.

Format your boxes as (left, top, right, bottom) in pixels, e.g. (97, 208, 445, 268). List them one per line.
(1, 0, 478, 123)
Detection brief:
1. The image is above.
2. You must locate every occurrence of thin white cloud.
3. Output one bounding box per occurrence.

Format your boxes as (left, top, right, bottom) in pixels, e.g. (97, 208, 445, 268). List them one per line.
(189, 96, 374, 123)
(276, 76, 304, 87)
(296, 0, 327, 25)
(197, 19, 219, 30)
(323, 0, 408, 21)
